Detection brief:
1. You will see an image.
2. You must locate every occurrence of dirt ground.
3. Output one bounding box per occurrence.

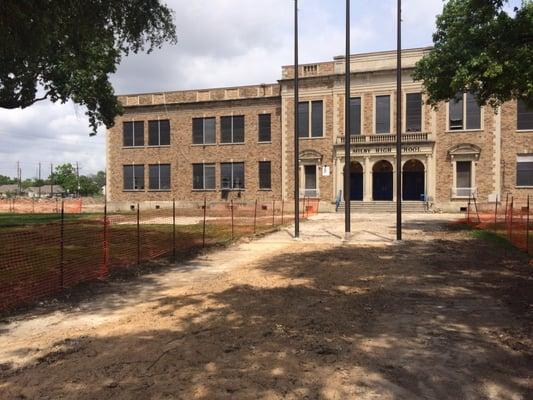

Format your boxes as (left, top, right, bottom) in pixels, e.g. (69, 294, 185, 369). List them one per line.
(0, 213, 532, 399)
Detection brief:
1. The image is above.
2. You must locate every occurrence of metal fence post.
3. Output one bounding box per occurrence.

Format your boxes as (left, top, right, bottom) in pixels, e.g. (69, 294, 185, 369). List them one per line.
(230, 199, 234, 240)
(172, 198, 176, 261)
(202, 198, 207, 248)
(60, 200, 65, 290)
(509, 198, 513, 241)
(253, 199, 257, 234)
(467, 196, 471, 224)
(101, 198, 108, 277)
(494, 195, 498, 226)
(527, 195, 530, 254)
(504, 193, 509, 224)
(137, 203, 140, 267)
(473, 196, 480, 224)
(272, 200, 275, 226)
(281, 199, 284, 225)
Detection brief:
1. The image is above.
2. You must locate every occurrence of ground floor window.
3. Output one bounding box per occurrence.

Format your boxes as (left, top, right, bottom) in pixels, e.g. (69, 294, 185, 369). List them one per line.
(455, 161, 472, 197)
(148, 164, 171, 190)
(123, 165, 145, 191)
(258, 161, 271, 189)
(517, 155, 533, 187)
(192, 163, 216, 190)
(221, 162, 245, 190)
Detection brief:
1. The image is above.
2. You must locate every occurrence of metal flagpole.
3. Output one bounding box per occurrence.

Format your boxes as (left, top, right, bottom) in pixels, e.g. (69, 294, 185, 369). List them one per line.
(396, 0, 403, 241)
(294, 0, 300, 238)
(344, 0, 351, 238)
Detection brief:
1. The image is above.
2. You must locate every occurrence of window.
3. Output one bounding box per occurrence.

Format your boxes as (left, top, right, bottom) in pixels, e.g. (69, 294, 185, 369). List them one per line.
(221, 116, 245, 143)
(517, 155, 533, 187)
(123, 165, 144, 190)
(375, 95, 390, 134)
(449, 93, 481, 130)
(148, 164, 171, 190)
(123, 121, 144, 147)
(148, 120, 170, 146)
(298, 101, 323, 138)
(192, 163, 216, 190)
(258, 114, 271, 142)
(517, 100, 533, 130)
(456, 161, 472, 193)
(258, 161, 272, 189)
(349, 97, 361, 136)
(405, 93, 422, 132)
(221, 162, 245, 189)
(192, 117, 216, 144)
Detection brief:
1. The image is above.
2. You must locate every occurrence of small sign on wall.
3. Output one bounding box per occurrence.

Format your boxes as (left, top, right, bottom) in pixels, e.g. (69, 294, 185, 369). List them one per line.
(322, 165, 330, 176)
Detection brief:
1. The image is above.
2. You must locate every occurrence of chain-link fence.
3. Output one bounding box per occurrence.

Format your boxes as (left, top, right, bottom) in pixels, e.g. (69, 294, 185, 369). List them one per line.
(0, 197, 319, 312)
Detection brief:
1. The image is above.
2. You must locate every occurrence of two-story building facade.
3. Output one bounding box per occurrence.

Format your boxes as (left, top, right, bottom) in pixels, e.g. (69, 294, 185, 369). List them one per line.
(106, 47, 533, 212)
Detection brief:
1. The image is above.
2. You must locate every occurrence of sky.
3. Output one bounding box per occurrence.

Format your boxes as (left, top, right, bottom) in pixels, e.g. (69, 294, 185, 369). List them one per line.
(0, 0, 521, 179)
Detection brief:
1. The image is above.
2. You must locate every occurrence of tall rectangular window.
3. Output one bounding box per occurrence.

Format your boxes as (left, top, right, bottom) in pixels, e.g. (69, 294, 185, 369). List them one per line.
(311, 101, 323, 137)
(349, 97, 361, 136)
(148, 164, 171, 190)
(517, 155, 533, 187)
(456, 161, 472, 189)
(192, 117, 216, 144)
(405, 93, 422, 132)
(517, 100, 533, 130)
(258, 114, 271, 142)
(298, 102, 309, 137)
(148, 120, 170, 146)
(221, 116, 245, 143)
(298, 100, 323, 137)
(123, 165, 144, 190)
(258, 161, 272, 189)
(375, 95, 391, 134)
(449, 93, 481, 130)
(123, 121, 144, 147)
(192, 163, 215, 190)
(221, 162, 245, 189)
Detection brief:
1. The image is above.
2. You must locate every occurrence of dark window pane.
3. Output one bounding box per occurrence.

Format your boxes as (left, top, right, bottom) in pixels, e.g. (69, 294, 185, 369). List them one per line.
(298, 102, 309, 137)
(349, 98, 361, 136)
(149, 165, 159, 190)
(221, 117, 232, 143)
(259, 114, 271, 142)
(148, 121, 159, 146)
(406, 93, 422, 132)
(192, 118, 204, 144)
(233, 116, 245, 143)
(517, 100, 533, 130)
(517, 158, 533, 186)
(376, 95, 390, 133)
(123, 122, 133, 146)
(133, 121, 144, 146)
(192, 164, 204, 189)
(133, 165, 144, 190)
(204, 118, 216, 144)
(259, 161, 271, 189)
(159, 120, 170, 145)
(466, 93, 481, 130)
(160, 164, 170, 189)
(456, 161, 471, 188)
(123, 165, 133, 190)
(311, 101, 323, 137)
(233, 162, 245, 189)
(449, 95, 464, 130)
(205, 164, 216, 189)
(221, 163, 232, 189)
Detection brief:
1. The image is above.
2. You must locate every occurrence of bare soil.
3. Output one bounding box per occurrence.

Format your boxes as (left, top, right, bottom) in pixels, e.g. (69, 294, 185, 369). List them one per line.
(0, 213, 532, 399)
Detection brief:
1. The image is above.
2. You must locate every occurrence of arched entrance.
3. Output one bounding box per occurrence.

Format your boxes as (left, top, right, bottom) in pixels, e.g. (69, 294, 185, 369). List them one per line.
(349, 161, 363, 200)
(372, 160, 393, 201)
(402, 159, 425, 201)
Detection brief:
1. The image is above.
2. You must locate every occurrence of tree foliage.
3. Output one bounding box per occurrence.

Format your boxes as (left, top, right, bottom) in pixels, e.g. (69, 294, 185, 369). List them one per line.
(50, 163, 104, 196)
(413, 0, 533, 108)
(0, 0, 177, 134)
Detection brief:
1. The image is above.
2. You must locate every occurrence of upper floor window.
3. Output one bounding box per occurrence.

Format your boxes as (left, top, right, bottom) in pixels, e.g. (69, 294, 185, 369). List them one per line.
(517, 155, 533, 187)
(517, 100, 533, 130)
(349, 97, 361, 136)
(123, 165, 144, 191)
(192, 117, 216, 145)
(221, 162, 245, 189)
(258, 161, 272, 189)
(123, 121, 144, 147)
(148, 120, 170, 146)
(221, 115, 245, 143)
(258, 114, 271, 142)
(405, 93, 422, 132)
(375, 95, 391, 134)
(193, 163, 216, 190)
(449, 93, 481, 131)
(148, 164, 171, 190)
(298, 100, 323, 138)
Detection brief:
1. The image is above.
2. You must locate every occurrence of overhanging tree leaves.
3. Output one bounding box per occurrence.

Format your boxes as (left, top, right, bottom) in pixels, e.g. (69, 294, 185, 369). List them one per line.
(0, 0, 177, 134)
(412, 0, 533, 108)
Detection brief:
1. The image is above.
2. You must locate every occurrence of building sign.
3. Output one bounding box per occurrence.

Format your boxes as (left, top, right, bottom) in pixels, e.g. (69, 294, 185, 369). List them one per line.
(341, 144, 432, 156)
(322, 166, 330, 176)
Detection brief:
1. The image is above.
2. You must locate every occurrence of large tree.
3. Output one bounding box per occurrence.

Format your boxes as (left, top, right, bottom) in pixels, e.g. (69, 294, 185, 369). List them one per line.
(0, 1, 177, 134)
(413, 0, 533, 108)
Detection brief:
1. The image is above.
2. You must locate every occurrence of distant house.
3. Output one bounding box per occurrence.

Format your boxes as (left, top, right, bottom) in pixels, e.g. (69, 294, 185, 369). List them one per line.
(26, 185, 65, 198)
(0, 184, 22, 198)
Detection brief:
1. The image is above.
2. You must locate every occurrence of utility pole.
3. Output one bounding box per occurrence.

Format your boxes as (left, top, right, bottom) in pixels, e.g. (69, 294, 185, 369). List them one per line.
(76, 161, 80, 198)
(294, 0, 300, 238)
(396, 0, 403, 241)
(344, 0, 351, 239)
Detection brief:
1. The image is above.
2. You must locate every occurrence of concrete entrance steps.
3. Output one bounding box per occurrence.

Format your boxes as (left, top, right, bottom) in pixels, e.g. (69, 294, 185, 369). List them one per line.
(337, 201, 428, 213)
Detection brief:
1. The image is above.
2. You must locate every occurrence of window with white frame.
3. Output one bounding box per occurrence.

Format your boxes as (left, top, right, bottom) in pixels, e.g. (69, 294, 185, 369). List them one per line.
(123, 165, 145, 190)
(455, 161, 473, 197)
(221, 162, 245, 189)
(298, 100, 323, 138)
(517, 155, 533, 187)
(449, 93, 481, 130)
(148, 164, 171, 190)
(375, 95, 391, 134)
(148, 120, 170, 146)
(221, 116, 245, 143)
(192, 163, 216, 190)
(192, 117, 216, 145)
(123, 121, 144, 147)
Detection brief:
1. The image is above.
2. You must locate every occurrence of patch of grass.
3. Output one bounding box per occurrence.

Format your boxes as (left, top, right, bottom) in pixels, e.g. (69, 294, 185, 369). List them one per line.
(470, 229, 518, 252)
(0, 213, 99, 227)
